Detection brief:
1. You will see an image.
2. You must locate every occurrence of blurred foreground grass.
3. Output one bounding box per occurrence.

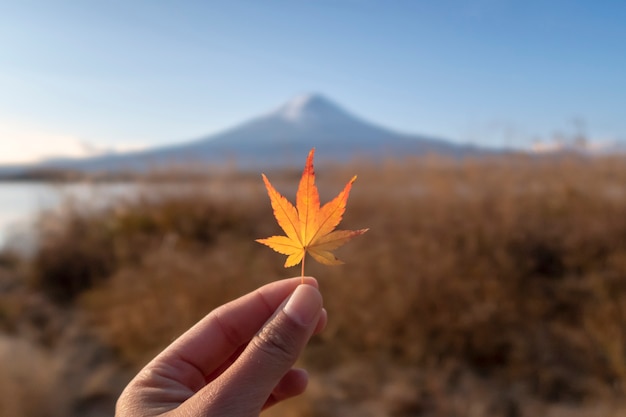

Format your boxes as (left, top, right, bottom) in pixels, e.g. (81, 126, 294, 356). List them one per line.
(1, 155, 626, 416)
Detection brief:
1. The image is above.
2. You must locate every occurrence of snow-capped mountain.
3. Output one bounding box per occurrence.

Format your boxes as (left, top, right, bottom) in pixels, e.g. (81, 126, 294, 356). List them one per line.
(0, 94, 490, 175)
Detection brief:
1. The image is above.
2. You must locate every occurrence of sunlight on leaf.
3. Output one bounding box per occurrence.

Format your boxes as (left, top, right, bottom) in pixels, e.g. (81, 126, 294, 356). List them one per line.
(256, 148, 368, 281)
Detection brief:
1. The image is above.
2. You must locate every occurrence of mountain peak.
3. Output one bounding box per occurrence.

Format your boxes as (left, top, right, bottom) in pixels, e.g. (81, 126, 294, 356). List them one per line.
(274, 93, 349, 122)
(0, 92, 487, 175)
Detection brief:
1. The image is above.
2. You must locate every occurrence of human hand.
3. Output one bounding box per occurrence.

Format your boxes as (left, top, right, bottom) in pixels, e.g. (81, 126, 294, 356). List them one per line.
(116, 277, 326, 417)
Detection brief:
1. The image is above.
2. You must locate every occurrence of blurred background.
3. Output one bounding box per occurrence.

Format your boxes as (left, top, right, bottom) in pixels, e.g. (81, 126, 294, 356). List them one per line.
(1, 1, 626, 416)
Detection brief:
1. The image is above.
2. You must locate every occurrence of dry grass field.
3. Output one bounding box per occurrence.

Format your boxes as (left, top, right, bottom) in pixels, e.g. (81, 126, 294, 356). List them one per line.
(1, 154, 626, 416)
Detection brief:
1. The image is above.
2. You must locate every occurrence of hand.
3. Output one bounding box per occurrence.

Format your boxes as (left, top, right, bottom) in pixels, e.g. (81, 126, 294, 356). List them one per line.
(116, 277, 326, 417)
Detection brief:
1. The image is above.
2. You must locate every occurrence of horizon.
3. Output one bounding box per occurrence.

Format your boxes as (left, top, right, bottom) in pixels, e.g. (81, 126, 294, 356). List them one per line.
(1, 1, 625, 163)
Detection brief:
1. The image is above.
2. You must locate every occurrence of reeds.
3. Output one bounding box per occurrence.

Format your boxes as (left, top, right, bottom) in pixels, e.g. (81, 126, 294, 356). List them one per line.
(3, 154, 626, 416)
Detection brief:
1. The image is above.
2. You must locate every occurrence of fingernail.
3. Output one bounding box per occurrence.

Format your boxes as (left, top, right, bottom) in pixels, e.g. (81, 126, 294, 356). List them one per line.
(283, 285, 322, 326)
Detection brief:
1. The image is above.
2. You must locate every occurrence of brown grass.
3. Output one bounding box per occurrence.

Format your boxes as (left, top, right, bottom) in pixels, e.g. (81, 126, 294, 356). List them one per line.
(2, 154, 626, 416)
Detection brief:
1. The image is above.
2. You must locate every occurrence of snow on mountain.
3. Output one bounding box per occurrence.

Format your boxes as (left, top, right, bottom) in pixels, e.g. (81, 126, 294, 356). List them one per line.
(273, 93, 343, 122)
(0, 94, 490, 175)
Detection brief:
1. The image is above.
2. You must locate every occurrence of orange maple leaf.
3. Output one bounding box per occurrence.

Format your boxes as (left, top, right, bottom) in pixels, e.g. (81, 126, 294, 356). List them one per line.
(256, 148, 368, 281)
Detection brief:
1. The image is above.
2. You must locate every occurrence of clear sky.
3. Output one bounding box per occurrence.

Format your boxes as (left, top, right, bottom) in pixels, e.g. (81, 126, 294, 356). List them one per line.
(1, 0, 625, 163)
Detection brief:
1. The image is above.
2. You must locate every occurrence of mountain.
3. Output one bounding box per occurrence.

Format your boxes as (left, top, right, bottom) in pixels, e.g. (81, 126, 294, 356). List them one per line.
(0, 94, 490, 175)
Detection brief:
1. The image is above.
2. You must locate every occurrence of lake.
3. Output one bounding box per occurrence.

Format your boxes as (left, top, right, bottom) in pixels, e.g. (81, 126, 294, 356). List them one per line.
(0, 180, 260, 252)
(0, 182, 139, 252)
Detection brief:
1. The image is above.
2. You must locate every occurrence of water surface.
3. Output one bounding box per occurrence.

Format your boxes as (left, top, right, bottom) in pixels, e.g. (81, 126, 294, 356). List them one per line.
(0, 182, 137, 251)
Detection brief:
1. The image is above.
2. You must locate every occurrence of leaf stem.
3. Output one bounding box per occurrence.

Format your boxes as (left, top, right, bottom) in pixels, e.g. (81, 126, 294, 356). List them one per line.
(301, 253, 306, 285)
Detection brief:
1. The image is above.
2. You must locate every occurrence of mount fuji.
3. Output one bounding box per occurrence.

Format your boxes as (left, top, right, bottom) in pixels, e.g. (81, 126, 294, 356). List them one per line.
(1, 94, 490, 175)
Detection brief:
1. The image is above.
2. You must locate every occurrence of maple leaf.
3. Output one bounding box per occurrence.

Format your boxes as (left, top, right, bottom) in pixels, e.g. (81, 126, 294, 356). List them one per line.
(256, 148, 368, 280)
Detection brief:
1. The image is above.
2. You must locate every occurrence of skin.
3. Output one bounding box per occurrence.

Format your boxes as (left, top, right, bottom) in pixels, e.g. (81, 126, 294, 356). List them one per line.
(116, 277, 326, 417)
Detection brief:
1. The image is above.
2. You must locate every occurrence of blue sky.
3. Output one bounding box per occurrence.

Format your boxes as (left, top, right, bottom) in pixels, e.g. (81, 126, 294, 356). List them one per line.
(1, 0, 625, 162)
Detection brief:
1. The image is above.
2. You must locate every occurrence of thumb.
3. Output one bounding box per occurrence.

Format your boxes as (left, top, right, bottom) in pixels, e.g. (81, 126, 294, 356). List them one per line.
(196, 284, 323, 416)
